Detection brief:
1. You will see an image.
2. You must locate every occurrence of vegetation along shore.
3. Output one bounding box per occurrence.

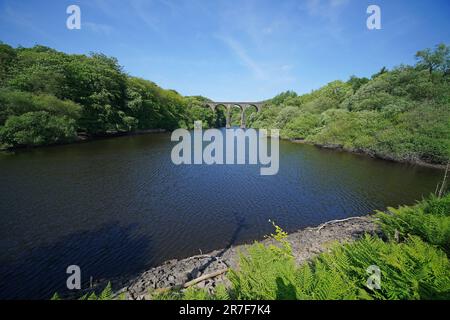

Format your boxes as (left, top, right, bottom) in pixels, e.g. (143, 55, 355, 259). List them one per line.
(1, 42, 449, 169)
(53, 191, 450, 300)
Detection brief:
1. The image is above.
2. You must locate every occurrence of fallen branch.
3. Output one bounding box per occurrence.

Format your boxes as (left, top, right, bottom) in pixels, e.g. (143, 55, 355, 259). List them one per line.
(183, 268, 228, 288)
(312, 216, 368, 232)
(149, 268, 229, 298)
(437, 162, 449, 198)
(184, 254, 217, 260)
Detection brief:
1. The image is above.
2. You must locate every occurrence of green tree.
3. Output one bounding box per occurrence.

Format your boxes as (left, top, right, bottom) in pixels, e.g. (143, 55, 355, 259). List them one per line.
(416, 43, 450, 75)
(0, 111, 77, 147)
(347, 75, 369, 92)
(0, 42, 17, 86)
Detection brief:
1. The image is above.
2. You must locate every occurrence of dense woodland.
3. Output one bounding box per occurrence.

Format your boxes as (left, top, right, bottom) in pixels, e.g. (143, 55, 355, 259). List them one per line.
(0, 42, 221, 149)
(248, 44, 450, 165)
(0, 42, 449, 166)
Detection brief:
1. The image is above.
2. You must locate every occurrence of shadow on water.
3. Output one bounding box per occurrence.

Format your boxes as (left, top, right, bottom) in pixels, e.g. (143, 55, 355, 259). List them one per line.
(0, 223, 154, 300)
(188, 212, 251, 279)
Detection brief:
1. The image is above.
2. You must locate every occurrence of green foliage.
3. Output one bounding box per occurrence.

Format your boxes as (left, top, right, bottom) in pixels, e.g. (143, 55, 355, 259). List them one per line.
(0, 43, 219, 148)
(0, 111, 77, 147)
(0, 89, 81, 125)
(227, 242, 298, 299)
(347, 75, 370, 92)
(98, 282, 113, 300)
(247, 106, 281, 129)
(154, 286, 226, 300)
(308, 109, 389, 152)
(269, 90, 297, 106)
(226, 221, 297, 300)
(227, 226, 450, 300)
(154, 216, 450, 301)
(294, 253, 364, 300)
(415, 43, 450, 75)
(273, 106, 302, 128)
(50, 292, 61, 300)
(325, 235, 450, 300)
(230, 107, 242, 127)
(52, 282, 124, 301)
(0, 42, 17, 86)
(248, 44, 450, 164)
(126, 76, 190, 131)
(184, 96, 216, 129)
(376, 194, 450, 255)
(371, 66, 388, 79)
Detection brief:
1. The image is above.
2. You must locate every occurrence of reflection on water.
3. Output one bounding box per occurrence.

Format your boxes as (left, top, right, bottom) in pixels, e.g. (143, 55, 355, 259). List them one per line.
(0, 131, 443, 299)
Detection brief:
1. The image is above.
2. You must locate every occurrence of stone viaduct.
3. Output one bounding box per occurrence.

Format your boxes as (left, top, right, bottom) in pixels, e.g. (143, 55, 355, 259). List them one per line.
(205, 102, 264, 128)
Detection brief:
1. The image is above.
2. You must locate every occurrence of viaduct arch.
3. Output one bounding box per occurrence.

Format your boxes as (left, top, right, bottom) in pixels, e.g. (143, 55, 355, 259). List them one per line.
(205, 102, 264, 129)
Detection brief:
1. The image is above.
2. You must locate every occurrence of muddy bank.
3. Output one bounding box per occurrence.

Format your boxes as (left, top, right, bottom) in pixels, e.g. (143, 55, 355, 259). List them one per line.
(118, 216, 379, 300)
(290, 139, 447, 170)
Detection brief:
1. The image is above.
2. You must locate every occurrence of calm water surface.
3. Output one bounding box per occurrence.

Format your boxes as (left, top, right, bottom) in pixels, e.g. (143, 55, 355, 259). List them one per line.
(0, 131, 443, 299)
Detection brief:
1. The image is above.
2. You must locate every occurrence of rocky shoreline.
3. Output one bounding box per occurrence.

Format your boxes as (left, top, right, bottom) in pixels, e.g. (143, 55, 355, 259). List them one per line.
(114, 215, 379, 300)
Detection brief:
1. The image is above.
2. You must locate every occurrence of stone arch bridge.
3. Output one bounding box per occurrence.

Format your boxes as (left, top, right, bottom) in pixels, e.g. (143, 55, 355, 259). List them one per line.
(205, 102, 264, 129)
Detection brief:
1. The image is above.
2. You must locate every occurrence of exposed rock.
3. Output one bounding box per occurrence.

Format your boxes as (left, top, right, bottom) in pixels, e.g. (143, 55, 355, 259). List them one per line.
(121, 215, 379, 300)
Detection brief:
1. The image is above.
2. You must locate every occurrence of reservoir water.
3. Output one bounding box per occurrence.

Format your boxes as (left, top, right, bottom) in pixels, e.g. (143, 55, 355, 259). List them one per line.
(0, 130, 443, 299)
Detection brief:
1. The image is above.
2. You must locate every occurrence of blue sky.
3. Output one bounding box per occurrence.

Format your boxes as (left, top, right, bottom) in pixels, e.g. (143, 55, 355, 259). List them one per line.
(0, 0, 449, 101)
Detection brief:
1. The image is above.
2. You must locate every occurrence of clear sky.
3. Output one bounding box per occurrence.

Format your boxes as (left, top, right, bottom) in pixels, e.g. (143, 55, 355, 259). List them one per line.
(0, 0, 449, 101)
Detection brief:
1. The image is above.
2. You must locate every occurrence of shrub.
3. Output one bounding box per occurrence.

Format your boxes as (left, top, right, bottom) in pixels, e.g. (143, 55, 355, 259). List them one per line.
(227, 232, 450, 300)
(0, 111, 77, 147)
(154, 219, 450, 300)
(51, 282, 125, 300)
(0, 89, 81, 125)
(326, 235, 450, 300)
(153, 284, 230, 301)
(226, 223, 301, 300)
(376, 194, 450, 255)
(281, 113, 321, 139)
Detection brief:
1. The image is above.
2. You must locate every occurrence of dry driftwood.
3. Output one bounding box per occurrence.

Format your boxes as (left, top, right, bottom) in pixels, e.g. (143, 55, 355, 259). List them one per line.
(312, 216, 368, 232)
(148, 268, 229, 298)
(183, 268, 228, 288)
